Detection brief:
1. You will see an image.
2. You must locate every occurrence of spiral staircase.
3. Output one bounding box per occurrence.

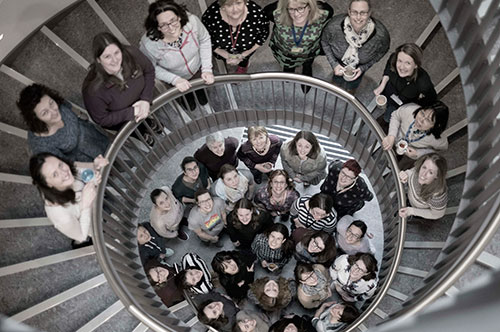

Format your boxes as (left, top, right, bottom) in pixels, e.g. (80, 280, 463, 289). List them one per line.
(0, 0, 499, 331)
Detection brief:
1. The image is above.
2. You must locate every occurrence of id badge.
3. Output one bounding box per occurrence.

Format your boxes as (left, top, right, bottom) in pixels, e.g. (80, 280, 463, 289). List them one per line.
(390, 94, 403, 106)
(291, 46, 304, 53)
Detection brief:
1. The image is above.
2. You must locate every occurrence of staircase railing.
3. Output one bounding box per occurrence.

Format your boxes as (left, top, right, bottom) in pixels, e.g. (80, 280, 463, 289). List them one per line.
(91, 73, 407, 331)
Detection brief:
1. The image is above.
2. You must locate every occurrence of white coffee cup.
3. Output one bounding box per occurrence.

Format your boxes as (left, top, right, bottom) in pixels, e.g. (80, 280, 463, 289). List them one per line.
(343, 65, 356, 81)
(396, 140, 409, 155)
(376, 95, 387, 109)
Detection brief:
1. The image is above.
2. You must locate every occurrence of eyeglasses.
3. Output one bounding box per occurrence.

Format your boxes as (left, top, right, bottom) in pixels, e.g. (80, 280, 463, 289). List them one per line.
(418, 110, 435, 125)
(272, 180, 287, 185)
(349, 10, 370, 17)
(310, 237, 325, 251)
(185, 165, 199, 173)
(287, 4, 309, 14)
(346, 228, 362, 240)
(352, 262, 368, 274)
(198, 198, 212, 205)
(158, 18, 179, 30)
(300, 271, 315, 283)
(340, 169, 357, 181)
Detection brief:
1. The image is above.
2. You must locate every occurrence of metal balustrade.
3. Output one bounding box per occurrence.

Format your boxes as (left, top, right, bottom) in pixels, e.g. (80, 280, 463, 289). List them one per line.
(91, 73, 407, 332)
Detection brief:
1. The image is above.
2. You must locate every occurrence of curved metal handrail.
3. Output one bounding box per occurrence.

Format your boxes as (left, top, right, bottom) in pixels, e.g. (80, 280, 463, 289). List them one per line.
(92, 72, 407, 332)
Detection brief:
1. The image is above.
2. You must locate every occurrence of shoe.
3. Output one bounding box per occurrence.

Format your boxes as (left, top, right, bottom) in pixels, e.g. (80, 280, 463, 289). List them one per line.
(178, 229, 189, 241)
(164, 248, 175, 257)
(71, 237, 93, 249)
(301, 84, 311, 93)
(236, 65, 248, 74)
(254, 173, 262, 184)
(195, 90, 208, 106)
(280, 213, 290, 222)
(143, 133, 155, 147)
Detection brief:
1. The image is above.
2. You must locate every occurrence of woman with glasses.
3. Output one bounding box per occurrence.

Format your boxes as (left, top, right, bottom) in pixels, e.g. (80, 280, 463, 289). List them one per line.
(140, 0, 214, 110)
(251, 223, 295, 272)
(202, 0, 269, 74)
(294, 229, 337, 266)
(295, 262, 331, 309)
(280, 131, 327, 187)
(381, 101, 449, 170)
(374, 43, 438, 131)
(254, 169, 300, 222)
(330, 252, 378, 303)
(214, 164, 255, 212)
(336, 216, 374, 255)
(321, 0, 390, 92)
(312, 301, 359, 332)
(398, 153, 448, 220)
(264, 0, 333, 90)
(188, 189, 226, 246)
(226, 198, 273, 249)
(145, 259, 184, 307)
(290, 193, 337, 234)
(211, 250, 256, 302)
(320, 159, 373, 219)
(172, 156, 211, 211)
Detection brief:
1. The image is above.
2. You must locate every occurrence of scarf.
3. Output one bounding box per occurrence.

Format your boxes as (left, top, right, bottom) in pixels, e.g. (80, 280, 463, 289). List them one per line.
(225, 173, 249, 206)
(301, 268, 328, 296)
(341, 16, 375, 67)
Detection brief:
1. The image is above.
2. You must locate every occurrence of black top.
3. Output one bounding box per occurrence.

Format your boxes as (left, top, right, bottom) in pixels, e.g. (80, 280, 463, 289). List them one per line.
(226, 210, 273, 248)
(172, 162, 210, 202)
(194, 137, 239, 180)
(269, 315, 316, 332)
(218, 251, 256, 301)
(139, 222, 168, 266)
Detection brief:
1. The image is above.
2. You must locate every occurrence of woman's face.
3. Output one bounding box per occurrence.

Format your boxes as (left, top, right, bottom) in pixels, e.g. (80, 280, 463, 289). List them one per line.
(310, 207, 328, 221)
(203, 301, 224, 320)
(307, 236, 325, 253)
(268, 231, 286, 249)
(185, 269, 203, 286)
(414, 109, 435, 131)
(348, 1, 371, 33)
(157, 10, 181, 36)
(154, 191, 172, 212)
(149, 266, 170, 284)
(222, 0, 247, 20)
(271, 174, 287, 194)
(418, 159, 439, 185)
(250, 133, 268, 152)
(237, 208, 252, 225)
(329, 304, 345, 321)
(263, 280, 279, 298)
(300, 270, 318, 286)
(287, 0, 310, 26)
(98, 43, 123, 75)
(34, 95, 62, 127)
(183, 161, 200, 182)
(296, 138, 313, 159)
(137, 226, 151, 245)
(208, 140, 225, 157)
(197, 193, 214, 214)
(41, 156, 74, 191)
(338, 167, 357, 188)
(238, 318, 257, 332)
(396, 51, 418, 78)
(222, 259, 239, 275)
(223, 170, 240, 189)
(345, 225, 363, 244)
(350, 259, 368, 280)
(284, 323, 298, 332)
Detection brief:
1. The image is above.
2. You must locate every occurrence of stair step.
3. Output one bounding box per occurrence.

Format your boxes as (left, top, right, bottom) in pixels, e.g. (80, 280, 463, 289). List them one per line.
(92, 306, 140, 332)
(0, 70, 30, 129)
(400, 249, 441, 273)
(0, 131, 30, 175)
(76, 300, 124, 332)
(397, 266, 429, 278)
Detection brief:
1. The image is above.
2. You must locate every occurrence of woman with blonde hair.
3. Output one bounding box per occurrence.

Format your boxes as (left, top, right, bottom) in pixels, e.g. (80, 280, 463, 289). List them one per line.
(264, 0, 333, 91)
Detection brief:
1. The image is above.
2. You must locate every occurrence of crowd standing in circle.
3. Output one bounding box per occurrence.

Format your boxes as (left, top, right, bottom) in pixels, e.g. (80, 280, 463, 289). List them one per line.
(19, 0, 456, 331)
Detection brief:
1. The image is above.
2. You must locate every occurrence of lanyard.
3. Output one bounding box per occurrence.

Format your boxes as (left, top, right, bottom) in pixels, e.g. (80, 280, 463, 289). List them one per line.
(292, 21, 309, 46)
(405, 121, 428, 143)
(229, 24, 242, 51)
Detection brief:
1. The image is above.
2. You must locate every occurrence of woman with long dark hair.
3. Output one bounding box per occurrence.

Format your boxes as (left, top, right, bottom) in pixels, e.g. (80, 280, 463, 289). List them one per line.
(251, 223, 295, 272)
(294, 229, 336, 266)
(29, 152, 108, 246)
(82, 32, 156, 138)
(211, 250, 255, 301)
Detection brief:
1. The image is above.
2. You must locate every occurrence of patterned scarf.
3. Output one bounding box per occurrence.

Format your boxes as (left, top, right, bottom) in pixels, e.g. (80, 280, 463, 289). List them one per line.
(341, 16, 375, 67)
(301, 268, 328, 296)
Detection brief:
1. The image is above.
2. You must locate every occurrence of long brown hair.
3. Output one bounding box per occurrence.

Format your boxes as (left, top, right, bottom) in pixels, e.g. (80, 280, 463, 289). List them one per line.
(249, 277, 293, 311)
(299, 229, 336, 264)
(266, 169, 295, 197)
(413, 153, 448, 201)
(229, 198, 262, 230)
(390, 43, 423, 82)
(288, 131, 321, 159)
(83, 32, 142, 92)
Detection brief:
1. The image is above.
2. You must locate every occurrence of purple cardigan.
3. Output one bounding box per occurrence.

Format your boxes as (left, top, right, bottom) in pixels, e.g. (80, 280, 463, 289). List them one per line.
(237, 134, 282, 169)
(82, 46, 155, 130)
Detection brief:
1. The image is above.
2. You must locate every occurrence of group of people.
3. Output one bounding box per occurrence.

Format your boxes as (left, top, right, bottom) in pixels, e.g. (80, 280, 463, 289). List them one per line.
(139, 126, 379, 332)
(16, 0, 453, 330)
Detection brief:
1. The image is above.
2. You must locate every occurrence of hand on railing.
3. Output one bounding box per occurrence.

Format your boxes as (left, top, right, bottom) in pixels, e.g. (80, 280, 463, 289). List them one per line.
(382, 135, 395, 150)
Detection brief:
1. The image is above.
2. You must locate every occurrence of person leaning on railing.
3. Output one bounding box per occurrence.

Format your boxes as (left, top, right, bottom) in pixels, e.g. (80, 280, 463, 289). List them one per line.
(321, 0, 390, 93)
(201, 0, 270, 74)
(381, 101, 449, 170)
(140, 0, 214, 110)
(29, 152, 108, 248)
(82, 32, 157, 145)
(398, 153, 448, 220)
(18, 84, 109, 165)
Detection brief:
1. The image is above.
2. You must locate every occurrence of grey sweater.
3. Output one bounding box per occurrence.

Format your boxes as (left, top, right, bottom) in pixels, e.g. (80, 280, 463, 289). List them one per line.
(321, 14, 390, 73)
